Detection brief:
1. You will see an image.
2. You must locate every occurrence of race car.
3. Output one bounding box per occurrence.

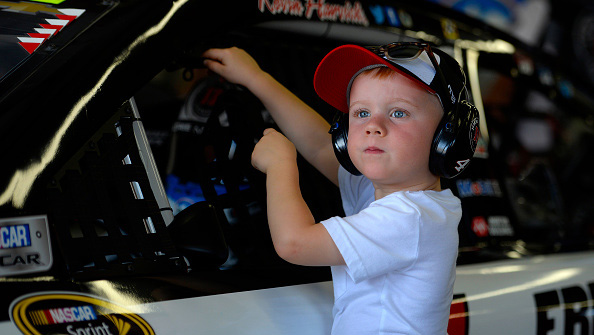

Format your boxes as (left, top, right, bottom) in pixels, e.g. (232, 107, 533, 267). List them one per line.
(0, 0, 593, 334)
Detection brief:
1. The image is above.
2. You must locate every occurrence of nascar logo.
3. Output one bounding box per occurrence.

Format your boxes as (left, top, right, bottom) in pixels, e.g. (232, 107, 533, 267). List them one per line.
(0, 215, 52, 276)
(29, 305, 97, 325)
(0, 224, 31, 249)
(11, 293, 155, 335)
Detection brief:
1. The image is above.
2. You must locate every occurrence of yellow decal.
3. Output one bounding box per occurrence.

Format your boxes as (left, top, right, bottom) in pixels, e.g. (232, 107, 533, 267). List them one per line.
(29, 0, 66, 4)
(441, 18, 460, 41)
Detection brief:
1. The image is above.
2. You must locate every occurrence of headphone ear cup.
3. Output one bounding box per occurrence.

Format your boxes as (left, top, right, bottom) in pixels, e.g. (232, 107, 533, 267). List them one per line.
(330, 113, 362, 176)
(430, 100, 480, 178)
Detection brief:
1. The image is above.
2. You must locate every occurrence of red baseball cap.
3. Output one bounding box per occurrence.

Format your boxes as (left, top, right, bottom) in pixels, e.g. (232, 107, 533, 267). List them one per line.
(313, 43, 464, 114)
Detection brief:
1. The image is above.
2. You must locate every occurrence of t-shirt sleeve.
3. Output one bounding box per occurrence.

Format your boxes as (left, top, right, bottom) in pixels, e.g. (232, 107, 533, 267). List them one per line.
(322, 200, 420, 283)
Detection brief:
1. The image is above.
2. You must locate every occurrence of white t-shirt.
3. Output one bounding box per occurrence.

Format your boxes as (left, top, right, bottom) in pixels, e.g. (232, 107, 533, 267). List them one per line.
(321, 167, 461, 335)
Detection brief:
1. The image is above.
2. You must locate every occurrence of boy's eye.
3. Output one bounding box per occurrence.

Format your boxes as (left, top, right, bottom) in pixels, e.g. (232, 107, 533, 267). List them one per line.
(390, 110, 406, 118)
(356, 110, 370, 118)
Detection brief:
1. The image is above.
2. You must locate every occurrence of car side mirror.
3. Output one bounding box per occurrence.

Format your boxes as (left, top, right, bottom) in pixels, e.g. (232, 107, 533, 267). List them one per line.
(167, 201, 229, 269)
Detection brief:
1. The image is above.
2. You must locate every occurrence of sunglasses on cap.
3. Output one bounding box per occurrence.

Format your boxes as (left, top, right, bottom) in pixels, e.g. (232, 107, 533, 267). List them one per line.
(366, 42, 454, 112)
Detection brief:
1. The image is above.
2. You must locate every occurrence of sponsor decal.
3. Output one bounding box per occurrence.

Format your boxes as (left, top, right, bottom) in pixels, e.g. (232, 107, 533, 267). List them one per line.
(383, 7, 398, 27)
(471, 216, 514, 238)
(487, 216, 514, 237)
(368, 5, 411, 28)
(0, 215, 52, 276)
(397, 8, 412, 28)
(455, 179, 503, 198)
(473, 136, 489, 159)
(534, 282, 594, 335)
(0, 224, 31, 249)
(11, 292, 155, 335)
(471, 216, 489, 238)
(448, 294, 469, 335)
(441, 18, 459, 40)
(258, 0, 369, 26)
(369, 5, 388, 26)
(30, 305, 97, 325)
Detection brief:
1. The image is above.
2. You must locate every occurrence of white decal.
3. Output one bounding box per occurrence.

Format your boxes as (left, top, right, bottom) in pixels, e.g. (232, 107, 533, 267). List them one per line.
(487, 216, 514, 237)
(448, 84, 455, 104)
(454, 159, 470, 172)
(469, 117, 479, 152)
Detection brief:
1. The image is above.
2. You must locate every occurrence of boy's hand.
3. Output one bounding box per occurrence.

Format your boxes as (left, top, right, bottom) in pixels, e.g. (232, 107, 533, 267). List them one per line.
(202, 47, 263, 88)
(252, 128, 296, 174)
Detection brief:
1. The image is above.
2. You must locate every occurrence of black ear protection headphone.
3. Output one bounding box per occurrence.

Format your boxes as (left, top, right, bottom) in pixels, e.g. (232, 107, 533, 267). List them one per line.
(329, 83, 479, 179)
(329, 112, 360, 175)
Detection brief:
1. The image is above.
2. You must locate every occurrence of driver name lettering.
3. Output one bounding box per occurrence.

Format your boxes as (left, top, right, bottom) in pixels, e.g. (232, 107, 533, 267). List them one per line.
(258, 0, 369, 26)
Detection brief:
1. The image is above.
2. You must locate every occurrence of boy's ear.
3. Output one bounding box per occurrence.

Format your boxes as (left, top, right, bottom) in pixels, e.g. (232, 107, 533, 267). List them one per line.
(329, 112, 362, 176)
(429, 100, 480, 178)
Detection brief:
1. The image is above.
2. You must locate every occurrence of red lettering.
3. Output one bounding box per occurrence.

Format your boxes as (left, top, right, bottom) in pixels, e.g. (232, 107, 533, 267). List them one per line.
(200, 88, 223, 107)
(48, 308, 65, 324)
(448, 294, 469, 335)
(259, 0, 304, 16)
(306, 0, 368, 25)
(260, 0, 368, 26)
(63, 308, 73, 322)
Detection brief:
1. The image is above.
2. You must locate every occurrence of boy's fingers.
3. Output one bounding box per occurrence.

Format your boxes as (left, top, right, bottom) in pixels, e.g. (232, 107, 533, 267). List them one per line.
(203, 59, 222, 72)
(201, 48, 224, 61)
(262, 128, 276, 136)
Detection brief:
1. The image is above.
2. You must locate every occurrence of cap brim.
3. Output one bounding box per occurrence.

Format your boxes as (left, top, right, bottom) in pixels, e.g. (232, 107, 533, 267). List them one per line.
(313, 45, 435, 114)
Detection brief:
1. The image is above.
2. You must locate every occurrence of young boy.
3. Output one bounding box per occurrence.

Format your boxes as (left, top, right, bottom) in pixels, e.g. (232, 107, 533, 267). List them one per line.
(202, 43, 477, 334)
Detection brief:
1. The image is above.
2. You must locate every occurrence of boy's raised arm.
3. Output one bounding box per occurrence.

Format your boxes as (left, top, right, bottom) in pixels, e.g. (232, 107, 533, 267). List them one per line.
(202, 47, 340, 185)
(251, 128, 345, 266)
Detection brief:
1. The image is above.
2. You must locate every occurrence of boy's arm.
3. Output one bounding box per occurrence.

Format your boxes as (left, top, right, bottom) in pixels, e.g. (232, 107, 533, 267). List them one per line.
(203, 47, 340, 185)
(252, 129, 345, 266)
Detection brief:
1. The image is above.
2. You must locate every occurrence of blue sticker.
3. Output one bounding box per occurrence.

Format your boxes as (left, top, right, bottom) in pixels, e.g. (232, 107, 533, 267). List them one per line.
(369, 5, 385, 25)
(0, 224, 31, 249)
(385, 7, 400, 27)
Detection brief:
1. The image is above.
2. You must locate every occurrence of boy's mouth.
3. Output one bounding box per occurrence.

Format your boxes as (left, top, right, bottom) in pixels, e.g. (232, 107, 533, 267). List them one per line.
(364, 146, 384, 154)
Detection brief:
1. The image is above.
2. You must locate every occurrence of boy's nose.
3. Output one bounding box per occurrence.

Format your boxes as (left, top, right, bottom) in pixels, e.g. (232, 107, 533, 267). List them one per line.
(365, 117, 386, 136)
